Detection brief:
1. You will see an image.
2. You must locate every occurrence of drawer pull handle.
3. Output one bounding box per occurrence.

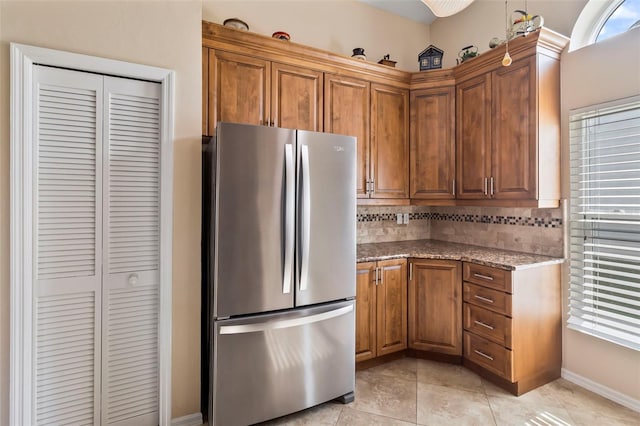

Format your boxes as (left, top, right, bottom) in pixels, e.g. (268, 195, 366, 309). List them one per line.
(474, 273, 494, 281)
(474, 350, 494, 361)
(474, 295, 494, 304)
(474, 320, 495, 330)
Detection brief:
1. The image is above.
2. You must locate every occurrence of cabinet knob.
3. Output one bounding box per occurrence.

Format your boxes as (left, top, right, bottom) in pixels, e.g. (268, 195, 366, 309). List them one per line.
(128, 273, 139, 286)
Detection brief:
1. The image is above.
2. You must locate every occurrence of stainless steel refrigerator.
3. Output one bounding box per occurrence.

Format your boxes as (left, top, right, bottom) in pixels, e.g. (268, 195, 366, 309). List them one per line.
(202, 122, 356, 425)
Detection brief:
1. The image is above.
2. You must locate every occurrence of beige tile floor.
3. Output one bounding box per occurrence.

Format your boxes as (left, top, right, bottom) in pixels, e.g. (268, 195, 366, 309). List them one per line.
(258, 357, 640, 426)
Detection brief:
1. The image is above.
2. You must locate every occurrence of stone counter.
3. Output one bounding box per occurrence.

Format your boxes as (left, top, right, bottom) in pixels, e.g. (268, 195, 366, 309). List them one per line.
(357, 239, 564, 271)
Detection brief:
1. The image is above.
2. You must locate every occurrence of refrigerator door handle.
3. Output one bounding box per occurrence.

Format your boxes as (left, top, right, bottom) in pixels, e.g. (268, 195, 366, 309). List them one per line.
(219, 304, 353, 335)
(299, 144, 311, 292)
(283, 144, 295, 295)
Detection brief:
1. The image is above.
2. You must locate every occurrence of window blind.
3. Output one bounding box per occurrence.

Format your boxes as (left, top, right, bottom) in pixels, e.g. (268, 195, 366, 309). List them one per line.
(569, 95, 640, 351)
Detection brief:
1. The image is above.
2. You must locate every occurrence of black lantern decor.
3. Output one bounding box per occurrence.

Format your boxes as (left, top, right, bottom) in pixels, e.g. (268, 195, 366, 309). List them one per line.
(418, 45, 444, 71)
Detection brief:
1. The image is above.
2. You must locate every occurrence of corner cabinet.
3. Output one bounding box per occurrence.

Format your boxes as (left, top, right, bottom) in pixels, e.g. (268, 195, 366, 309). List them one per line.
(408, 259, 462, 356)
(356, 259, 407, 362)
(454, 29, 568, 207)
(410, 75, 456, 204)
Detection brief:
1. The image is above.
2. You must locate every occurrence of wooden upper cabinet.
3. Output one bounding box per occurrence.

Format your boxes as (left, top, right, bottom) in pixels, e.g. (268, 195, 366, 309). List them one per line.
(454, 29, 566, 207)
(271, 62, 323, 131)
(409, 259, 462, 355)
(376, 259, 408, 356)
(324, 74, 370, 198)
(371, 84, 409, 199)
(456, 58, 543, 203)
(491, 57, 537, 200)
(456, 74, 491, 200)
(410, 86, 455, 201)
(209, 50, 270, 134)
(355, 262, 377, 362)
(205, 48, 323, 134)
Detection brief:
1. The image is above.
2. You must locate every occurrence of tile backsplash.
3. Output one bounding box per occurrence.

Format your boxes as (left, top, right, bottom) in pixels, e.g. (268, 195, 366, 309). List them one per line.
(357, 204, 565, 258)
(357, 206, 431, 243)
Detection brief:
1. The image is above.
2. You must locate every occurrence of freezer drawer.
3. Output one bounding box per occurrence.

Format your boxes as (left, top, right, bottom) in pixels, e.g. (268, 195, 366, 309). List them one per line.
(211, 300, 355, 426)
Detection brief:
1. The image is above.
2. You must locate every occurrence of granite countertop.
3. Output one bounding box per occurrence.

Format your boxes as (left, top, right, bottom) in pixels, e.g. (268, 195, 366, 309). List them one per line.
(357, 239, 564, 271)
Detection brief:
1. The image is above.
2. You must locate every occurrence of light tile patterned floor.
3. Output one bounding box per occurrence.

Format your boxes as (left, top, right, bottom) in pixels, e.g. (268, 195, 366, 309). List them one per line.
(257, 357, 640, 425)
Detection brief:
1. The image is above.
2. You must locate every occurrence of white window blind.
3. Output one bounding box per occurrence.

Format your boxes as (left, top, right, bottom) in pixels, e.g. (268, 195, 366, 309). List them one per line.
(569, 95, 640, 351)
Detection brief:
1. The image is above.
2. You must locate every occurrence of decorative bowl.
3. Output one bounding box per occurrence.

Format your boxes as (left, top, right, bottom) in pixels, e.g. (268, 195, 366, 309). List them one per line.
(272, 31, 290, 41)
(223, 18, 249, 31)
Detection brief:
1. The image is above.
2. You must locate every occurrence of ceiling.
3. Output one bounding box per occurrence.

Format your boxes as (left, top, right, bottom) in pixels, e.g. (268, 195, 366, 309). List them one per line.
(359, 0, 438, 25)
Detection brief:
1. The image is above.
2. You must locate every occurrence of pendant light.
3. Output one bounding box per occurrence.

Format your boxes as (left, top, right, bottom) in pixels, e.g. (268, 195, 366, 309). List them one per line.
(421, 0, 475, 17)
(502, 0, 512, 66)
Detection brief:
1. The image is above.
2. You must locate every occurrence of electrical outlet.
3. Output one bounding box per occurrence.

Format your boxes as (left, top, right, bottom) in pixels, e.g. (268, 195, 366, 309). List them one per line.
(396, 213, 403, 224)
(403, 213, 409, 224)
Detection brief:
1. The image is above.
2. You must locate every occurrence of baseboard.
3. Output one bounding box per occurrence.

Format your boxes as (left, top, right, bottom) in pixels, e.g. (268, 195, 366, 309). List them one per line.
(171, 412, 203, 426)
(561, 368, 640, 413)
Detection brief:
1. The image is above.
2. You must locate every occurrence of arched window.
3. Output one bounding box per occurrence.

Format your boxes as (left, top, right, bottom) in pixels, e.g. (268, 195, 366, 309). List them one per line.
(570, 0, 640, 51)
(596, 0, 640, 42)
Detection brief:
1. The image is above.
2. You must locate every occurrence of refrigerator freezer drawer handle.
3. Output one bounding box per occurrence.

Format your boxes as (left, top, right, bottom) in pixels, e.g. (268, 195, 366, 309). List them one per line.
(300, 144, 311, 292)
(283, 144, 295, 294)
(219, 304, 354, 335)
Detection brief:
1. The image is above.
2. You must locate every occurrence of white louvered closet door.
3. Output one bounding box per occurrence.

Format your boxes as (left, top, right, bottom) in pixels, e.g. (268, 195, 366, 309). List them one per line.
(102, 76, 161, 426)
(33, 65, 103, 426)
(31, 65, 162, 426)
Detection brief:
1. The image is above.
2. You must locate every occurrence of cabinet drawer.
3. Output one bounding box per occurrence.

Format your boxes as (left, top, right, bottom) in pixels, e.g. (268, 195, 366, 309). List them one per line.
(464, 332, 513, 381)
(463, 303, 512, 348)
(463, 282, 511, 316)
(463, 263, 511, 292)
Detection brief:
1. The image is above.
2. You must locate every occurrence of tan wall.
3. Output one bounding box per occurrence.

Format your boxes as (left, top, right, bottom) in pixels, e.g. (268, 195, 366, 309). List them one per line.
(430, 0, 587, 68)
(561, 26, 640, 401)
(0, 0, 202, 421)
(203, 0, 431, 72)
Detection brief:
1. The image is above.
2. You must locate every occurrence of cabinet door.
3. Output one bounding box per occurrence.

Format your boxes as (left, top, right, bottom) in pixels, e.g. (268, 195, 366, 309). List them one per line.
(371, 84, 409, 199)
(456, 74, 491, 199)
(410, 86, 455, 200)
(210, 50, 270, 132)
(272, 62, 323, 131)
(492, 57, 537, 200)
(324, 74, 370, 198)
(356, 262, 377, 362)
(408, 259, 462, 355)
(376, 259, 407, 356)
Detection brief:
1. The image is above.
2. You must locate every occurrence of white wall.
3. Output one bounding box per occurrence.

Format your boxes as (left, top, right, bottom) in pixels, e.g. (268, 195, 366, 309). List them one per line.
(430, 0, 587, 68)
(0, 0, 202, 421)
(203, 0, 431, 71)
(561, 26, 640, 402)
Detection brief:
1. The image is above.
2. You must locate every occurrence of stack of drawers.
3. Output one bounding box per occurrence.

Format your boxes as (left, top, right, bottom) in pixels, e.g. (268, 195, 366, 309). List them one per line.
(462, 263, 514, 380)
(461, 261, 562, 395)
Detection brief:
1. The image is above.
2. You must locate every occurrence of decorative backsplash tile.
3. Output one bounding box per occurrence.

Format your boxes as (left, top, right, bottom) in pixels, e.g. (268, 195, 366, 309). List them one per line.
(357, 204, 565, 257)
(429, 213, 562, 228)
(357, 211, 562, 228)
(357, 212, 430, 222)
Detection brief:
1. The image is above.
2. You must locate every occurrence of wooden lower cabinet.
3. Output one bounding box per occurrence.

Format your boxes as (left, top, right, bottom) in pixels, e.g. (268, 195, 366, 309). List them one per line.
(355, 262, 377, 362)
(462, 262, 562, 395)
(356, 259, 407, 362)
(408, 259, 462, 355)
